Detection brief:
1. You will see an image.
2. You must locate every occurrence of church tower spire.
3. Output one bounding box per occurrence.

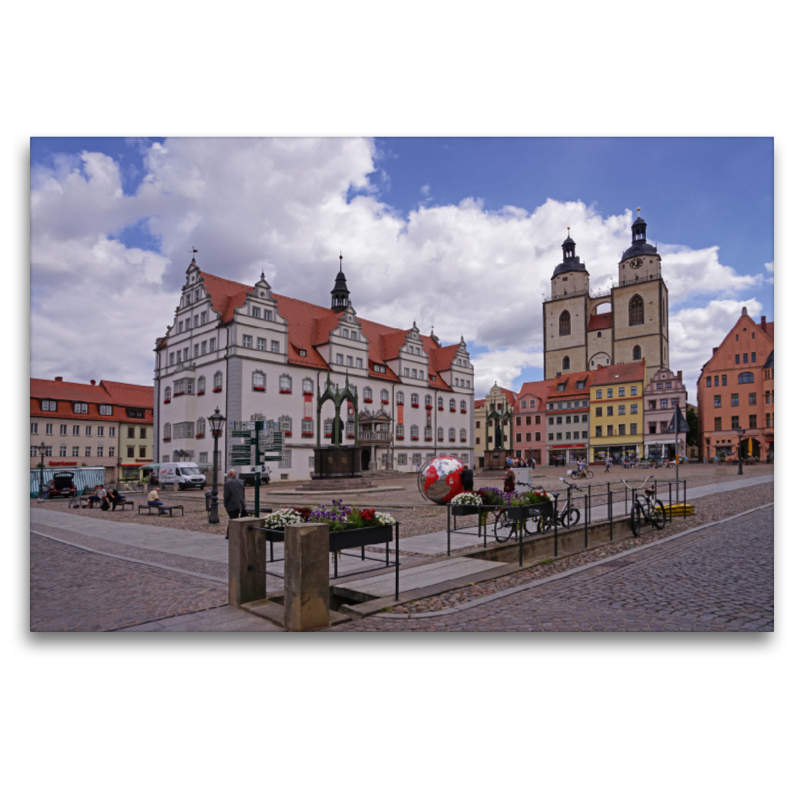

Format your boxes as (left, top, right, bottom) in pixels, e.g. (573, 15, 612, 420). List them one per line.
(331, 253, 351, 311)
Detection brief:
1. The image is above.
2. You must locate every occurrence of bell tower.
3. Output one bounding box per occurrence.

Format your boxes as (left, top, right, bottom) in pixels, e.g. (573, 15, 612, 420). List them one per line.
(330, 253, 351, 311)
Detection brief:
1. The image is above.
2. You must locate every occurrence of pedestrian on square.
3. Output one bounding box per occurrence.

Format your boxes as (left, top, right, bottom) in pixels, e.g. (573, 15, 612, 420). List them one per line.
(87, 485, 106, 509)
(147, 487, 167, 515)
(503, 465, 516, 494)
(461, 466, 474, 492)
(531, 456, 536, 470)
(605, 456, 612, 473)
(223, 469, 246, 520)
(107, 486, 125, 510)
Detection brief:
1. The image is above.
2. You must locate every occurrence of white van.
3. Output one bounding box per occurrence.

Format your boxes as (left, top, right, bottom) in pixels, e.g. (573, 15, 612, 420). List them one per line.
(158, 462, 207, 490)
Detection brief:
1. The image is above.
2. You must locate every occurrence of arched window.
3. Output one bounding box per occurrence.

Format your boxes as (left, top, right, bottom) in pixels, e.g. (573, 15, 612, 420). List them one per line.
(424, 426, 432, 440)
(213, 371, 223, 391)
(448, 427, 456, 441)
(562, 355, 571, 370)
(633, 345, 642, 361)
(629, 295, 644, 326)
(449, 399, 456, 411)
(437, 426, 444, 441)
(460, 428, 467, 441)
(381, 389, 389, 404)
(438, 397, 444, 411)
(164, 386, 171, 401)
(460, 400, 467, 413)
(302, 378, 313, 394)
(396, 391, 405, 405)
(364, 386, 373, 402)
(279, 374, 292, 393)
(197, 376, 206, 395)
(559, 310, 571, 336)
(163, 423, 171, 440)
(324, 418, 333, 438)
(425, 394, 433, 408)
(279, 414, 292, 435)
(396, 424, 404, 439)
(252, 371, 266, 391)
(738, 372, 755, 384)
(410, 424, 419, 440)
(411, 393, 419, 407)
(196, 417, 205, 437)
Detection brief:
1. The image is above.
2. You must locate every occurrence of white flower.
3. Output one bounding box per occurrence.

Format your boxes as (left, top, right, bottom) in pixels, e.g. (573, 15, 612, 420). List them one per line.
(451, 492, 482, 506)
(374, 511, 395, 526)
(264, 507, 303, 530)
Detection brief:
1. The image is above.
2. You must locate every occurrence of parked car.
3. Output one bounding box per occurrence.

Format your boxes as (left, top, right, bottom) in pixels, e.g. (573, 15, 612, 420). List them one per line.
(47, 472, 78, 498)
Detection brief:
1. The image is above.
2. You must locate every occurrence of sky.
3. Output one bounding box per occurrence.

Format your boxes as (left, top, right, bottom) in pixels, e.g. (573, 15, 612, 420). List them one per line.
(29, 136, 773, 405)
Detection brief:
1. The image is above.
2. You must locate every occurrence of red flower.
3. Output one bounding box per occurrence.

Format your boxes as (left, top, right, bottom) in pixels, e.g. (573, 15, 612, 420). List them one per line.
(360, 509, 376, 523)
(197, 391, 205, 396)
(212, 387, 222, 393)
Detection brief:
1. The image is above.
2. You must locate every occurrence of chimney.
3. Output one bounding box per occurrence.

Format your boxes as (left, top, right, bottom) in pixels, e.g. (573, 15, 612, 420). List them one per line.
(761, 316, 766, 324)
(90, 379, 96, 385)
(677, 370, 683, 383)
(713, 347, 718, 355)
(55, 376, 63, 382)
(741, 306, 748, 316)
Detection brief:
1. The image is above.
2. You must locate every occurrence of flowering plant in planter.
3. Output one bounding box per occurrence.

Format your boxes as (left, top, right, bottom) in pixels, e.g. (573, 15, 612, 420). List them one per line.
(254, 386, 266, 392)
(163, 398, 171, 404)
(263, 507, 311, 530)
(212, 387, 222, 393)
(451, 492, 482, 506)
(309, 499, 395, 531)
(195, 433, 205, 439)
(162, 437, 171, 442)
(174, 391, 185, 397)
(197, 391, 205, 396)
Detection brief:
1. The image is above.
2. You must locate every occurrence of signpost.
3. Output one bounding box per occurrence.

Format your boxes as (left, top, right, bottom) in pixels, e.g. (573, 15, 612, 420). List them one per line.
(228, 419, 285, 516)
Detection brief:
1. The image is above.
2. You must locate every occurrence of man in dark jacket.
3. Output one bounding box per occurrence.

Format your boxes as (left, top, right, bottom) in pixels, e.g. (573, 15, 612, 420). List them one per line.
(223, 469, 246, 519)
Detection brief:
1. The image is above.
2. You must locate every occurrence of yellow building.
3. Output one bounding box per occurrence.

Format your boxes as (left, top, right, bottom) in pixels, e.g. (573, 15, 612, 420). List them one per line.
(589, 360, 645, 462)
(474, 383, 516, 469)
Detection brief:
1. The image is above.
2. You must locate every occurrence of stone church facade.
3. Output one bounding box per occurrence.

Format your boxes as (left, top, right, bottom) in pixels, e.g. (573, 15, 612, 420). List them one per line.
(543, 212, 669, 385)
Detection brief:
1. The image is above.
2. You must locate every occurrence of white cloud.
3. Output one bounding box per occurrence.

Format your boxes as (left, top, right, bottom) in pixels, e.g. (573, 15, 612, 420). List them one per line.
(670, 297, 764, 405)
(765, 260, 774, 284)
(30, 138, 769, 393)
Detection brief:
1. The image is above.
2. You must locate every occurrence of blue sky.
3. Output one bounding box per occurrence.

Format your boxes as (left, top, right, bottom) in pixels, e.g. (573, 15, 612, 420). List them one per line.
(29, 136, 773, 402)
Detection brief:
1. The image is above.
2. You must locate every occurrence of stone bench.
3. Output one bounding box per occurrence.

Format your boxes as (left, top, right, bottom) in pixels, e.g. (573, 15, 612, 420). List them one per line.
(138, 504, 184, 517)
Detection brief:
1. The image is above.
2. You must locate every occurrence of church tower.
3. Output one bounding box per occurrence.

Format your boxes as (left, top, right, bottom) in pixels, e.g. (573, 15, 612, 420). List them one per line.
(610, 210, 669, 383)
(331, 254, 351, 311)
(543, 231, 590, 379)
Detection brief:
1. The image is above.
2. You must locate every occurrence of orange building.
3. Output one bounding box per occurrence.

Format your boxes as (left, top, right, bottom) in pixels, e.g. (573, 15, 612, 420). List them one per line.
(696, 308, 774, 461)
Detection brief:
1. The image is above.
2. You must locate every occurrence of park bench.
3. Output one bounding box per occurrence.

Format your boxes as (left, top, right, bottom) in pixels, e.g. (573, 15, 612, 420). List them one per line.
(110, 500, 135, 511)
(138, 504, 184, 517)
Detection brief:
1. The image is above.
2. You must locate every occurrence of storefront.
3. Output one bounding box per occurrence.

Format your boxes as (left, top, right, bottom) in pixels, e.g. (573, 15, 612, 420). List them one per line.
(646, 441, 677, 460)
(548, 444, 588, 466)
(592, 445, 640, 463)
(120, 461, 155, 482)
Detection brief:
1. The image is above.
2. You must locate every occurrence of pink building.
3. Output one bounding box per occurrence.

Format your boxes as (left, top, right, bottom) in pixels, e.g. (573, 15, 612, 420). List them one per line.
(643, 368, 688, 460)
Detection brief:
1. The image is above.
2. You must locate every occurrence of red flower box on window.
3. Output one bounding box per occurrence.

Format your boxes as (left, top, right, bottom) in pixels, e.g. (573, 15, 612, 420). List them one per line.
(396, 399, 403, 405)
(364, 397, 373, 403)
(284, 431, 292, 437)
(396, 435, 404, 440)
(197, 391, 205, 396)
(163, 398, 171, 404)
(425, 436, 432, 441)
(302, 432, 313, 437)
(212, 387, 222, 393)
(425, 404, 433, 410)
(324, 432, 332, 438)
(449, 437, 456, 442)
(381, 399, 389, 404)
(438, 437, 444, 442)
(461, 408, 467, 413)
(438, 405, 444, 411)
(253, 386, 265, 392)
(196, 433, 205, 439)
(347, 433, 355, 439)
(174, 391, 185, 397)
(162, 437, 171, 442)
(450, 407, 456, 412)
(411, 436, 419, 440)
(279, 389, 291, 394)
(411, 402, 419, 408)
(460, 437, 467, 442)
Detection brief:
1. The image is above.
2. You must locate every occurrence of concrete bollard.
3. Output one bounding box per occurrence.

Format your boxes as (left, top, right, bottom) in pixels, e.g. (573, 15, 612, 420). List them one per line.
(228, 516, 267, 607)
(284, 522, 330, 632)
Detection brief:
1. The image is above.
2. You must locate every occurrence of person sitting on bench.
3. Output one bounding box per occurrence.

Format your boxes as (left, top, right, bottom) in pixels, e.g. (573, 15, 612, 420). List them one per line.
(147, 487, 167, 515)
(107, 487, 125, 510)
(86, 485, 106, 508)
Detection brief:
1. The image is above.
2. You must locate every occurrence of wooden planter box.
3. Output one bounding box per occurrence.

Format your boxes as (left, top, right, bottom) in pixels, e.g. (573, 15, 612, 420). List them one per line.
(329, 523, 393, 551)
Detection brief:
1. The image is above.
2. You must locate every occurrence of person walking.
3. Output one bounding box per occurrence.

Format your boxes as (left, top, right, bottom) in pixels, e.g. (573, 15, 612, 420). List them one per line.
(503, 464, 516, 494)
(223, 469, 247, 540)
(604, 456, 612, 473)
(531, 456, 536, 470)
(461, 466, 474, 492)
(147, 486, 167, 515)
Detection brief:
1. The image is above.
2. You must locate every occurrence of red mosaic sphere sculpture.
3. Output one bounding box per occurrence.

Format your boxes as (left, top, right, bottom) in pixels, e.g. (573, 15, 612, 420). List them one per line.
(417, 455, 467, 504)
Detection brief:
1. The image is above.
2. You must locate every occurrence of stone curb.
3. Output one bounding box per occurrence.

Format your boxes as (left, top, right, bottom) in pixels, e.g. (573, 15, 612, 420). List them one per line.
(372, 502, 775, 620)
(31, 529, 227, 584)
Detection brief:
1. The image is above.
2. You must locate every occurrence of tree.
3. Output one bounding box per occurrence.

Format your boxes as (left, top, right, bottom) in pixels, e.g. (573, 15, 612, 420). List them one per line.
(686, 405, 699, 448)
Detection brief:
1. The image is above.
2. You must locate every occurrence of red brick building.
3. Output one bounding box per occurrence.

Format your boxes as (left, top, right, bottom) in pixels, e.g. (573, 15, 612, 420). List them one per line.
(696, 308, 774, 461)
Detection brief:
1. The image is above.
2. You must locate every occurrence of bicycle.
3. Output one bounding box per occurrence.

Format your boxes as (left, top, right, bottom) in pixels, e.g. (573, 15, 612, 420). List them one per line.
(493, 481, 552, 542)
(622, 476, 666, 536)
(566, 467, 594, 480)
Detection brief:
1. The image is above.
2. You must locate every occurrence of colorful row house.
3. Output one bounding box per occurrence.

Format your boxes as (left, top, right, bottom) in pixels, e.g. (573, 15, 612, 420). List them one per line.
(545, 371, 593, 465)
(589, 360, 645, 462)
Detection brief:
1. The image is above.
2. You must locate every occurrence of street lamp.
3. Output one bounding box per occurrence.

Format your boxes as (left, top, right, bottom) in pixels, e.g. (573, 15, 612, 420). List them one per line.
(207, 407, 226, 524)
(37, 441, 47, 502)
(736, 427, 745, 476)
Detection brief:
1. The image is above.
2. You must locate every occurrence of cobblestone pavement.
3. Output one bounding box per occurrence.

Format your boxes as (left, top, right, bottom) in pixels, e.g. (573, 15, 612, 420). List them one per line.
(331, 505, 774, 632)
(30, 534, 227, 631)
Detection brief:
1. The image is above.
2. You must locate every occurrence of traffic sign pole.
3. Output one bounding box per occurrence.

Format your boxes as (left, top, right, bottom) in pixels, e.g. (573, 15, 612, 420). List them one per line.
(254, 420, 263, 517)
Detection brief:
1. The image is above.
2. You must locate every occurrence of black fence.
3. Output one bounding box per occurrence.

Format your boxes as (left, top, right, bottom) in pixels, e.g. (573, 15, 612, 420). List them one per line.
(446, 479, 688, 566)
(246, 521, 401, 600)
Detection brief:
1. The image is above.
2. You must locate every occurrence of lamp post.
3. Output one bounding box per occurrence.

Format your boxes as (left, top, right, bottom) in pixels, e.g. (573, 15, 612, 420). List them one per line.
(208, 407, 226, 524)
(737, 427, 745, 476)
(37, 441, 47, 502)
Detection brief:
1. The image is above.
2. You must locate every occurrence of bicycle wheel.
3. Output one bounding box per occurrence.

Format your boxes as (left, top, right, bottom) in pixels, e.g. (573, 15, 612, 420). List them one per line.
(651, 500, 666, 530)
(630, 502, 643, 537)
(523, 510, 541, 535)
(494, 510, 515, 543)
(584, 470, 594, 479)
(561, 507, 580, 528)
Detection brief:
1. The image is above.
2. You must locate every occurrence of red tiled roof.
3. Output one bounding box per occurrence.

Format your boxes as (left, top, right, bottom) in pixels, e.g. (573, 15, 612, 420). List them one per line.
(587, 312, 613, 331)
(101, 380, 154, 409)
(31, 378, 153, 423)
(517, 379, 554, 403)
(474, 399, 486, 409)
(591, 359, 645, 386)
(198, 269, 461, 389)
(546, 371, 594, 399)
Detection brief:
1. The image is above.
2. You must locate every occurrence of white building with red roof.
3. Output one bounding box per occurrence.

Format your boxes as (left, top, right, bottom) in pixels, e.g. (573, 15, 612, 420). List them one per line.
(154, 257, 475, 481)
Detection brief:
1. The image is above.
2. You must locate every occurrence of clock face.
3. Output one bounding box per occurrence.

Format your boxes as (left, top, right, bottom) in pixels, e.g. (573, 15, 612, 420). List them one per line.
(630, 257, 643, 270)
